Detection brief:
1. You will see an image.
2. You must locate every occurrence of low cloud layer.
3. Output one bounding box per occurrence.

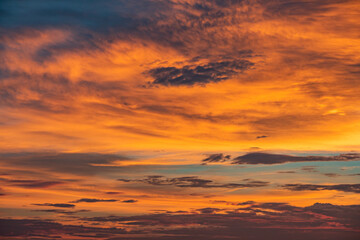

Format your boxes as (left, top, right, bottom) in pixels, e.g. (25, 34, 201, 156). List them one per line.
(2, 201, 359, 240)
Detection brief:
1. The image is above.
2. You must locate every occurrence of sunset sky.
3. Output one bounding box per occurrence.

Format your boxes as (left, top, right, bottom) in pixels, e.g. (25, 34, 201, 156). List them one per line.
(0, 0, 360, 239)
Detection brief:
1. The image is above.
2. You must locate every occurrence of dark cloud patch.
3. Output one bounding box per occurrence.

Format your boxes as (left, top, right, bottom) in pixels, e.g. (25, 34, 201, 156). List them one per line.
(256, 135, 268, 139)
(201, 152, 360, 165)
(164, 210, 189, 214)
(122, 199, 138, 203)
(202, 153, 231, 164)
(232, 152, 308, 165)
(238, 201, 256, 205)
(118, 175, 269, 188)
(277, 171, 296, 174)
(213, 200, 257, 206)
(32, 203, 75, 208)
(148, 59, 254, 86)
(283, 184, 360, 194)
(196, 207, 221, 214)
(106, 191, 124, 195)
(70, 198, 118, 203)
(232, 152, 360, 165)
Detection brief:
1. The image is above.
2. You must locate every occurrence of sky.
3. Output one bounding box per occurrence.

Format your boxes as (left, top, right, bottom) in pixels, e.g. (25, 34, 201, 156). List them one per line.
(0, 0, 359, 239)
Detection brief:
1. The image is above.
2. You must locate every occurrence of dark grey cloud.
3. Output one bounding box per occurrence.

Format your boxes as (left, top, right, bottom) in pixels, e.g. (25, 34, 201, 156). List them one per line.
(202, 153, 231, 164)
(106, 191, 124, 195)
(196, 207, 221, 214)
(256, 135, 268, 139)
(233, 152, 301, 164)
(148, 59, 254, 86)
(232, 152, 360, 165)
(237, 201, 256, 205)
(118, 175, 268, 188)
(32, 203, 75, 208)
(212, 200, 257, 206)
(122, 199, 138, 203)
(283, 184, 360, 194)
(201, 152, 360, 165)
(70, 198, 118, 203)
